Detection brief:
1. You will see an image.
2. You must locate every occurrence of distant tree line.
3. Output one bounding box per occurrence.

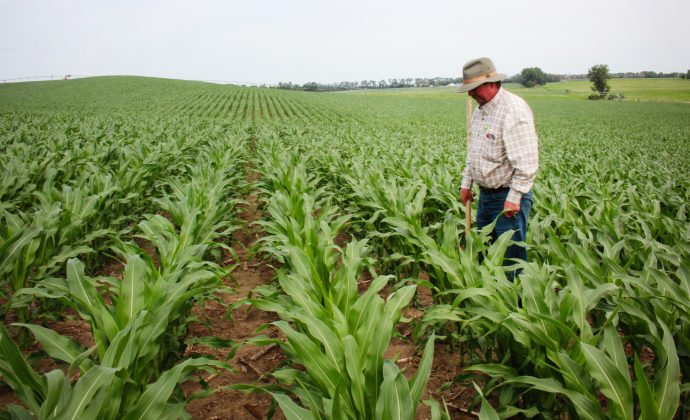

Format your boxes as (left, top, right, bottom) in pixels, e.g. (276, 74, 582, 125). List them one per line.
(506, 69, 689, 85)
(563, 71, 688, 80)
(274, 69, 690, 92)
(274, 77, 461, 92)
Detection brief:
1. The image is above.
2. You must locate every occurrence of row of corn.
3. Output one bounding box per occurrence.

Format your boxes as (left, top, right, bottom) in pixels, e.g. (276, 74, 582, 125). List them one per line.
(241, 131, 441, 419)
(0, 125, 248, 418)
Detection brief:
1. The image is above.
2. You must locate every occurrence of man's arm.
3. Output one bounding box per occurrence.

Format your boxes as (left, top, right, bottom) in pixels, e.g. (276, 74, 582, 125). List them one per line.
(503, 110, 539, 207)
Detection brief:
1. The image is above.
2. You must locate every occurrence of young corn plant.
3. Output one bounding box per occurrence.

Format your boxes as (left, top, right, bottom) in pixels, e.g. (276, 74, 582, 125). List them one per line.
(14, 252, 224, 372)
(247, 139, 437, 418)
(0, 189, 112, 324)
(469, 315, 681, 420)
(0, 183, 112, 287)
(410, 217, 684, 418)
(250, 239, 436, 419)
(3, 141, 246, 414)
(0, 322, 226, 419)
(15, 147, 241, 358)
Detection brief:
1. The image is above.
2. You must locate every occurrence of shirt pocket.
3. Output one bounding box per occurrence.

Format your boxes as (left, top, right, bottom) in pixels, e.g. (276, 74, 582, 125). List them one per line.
(481, 135, 505, 163)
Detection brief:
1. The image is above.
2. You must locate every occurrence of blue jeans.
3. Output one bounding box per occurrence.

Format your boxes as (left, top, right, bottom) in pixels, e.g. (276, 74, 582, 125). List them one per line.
(476, 189, 532, 275)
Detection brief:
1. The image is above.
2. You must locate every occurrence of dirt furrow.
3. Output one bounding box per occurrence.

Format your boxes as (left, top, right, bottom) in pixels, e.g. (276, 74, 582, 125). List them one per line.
(183, 169, 286, 420)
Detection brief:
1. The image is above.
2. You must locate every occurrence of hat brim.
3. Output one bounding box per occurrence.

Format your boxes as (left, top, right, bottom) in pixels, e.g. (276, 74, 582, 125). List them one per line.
(456, 73, 507, 93)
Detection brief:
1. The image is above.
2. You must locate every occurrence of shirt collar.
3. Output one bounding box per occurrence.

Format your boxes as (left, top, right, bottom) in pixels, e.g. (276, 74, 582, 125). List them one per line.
(479, 87, 504, 114)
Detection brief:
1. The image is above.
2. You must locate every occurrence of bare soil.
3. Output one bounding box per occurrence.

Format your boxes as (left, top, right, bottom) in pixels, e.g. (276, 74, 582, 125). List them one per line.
(182, 181, 287, 419)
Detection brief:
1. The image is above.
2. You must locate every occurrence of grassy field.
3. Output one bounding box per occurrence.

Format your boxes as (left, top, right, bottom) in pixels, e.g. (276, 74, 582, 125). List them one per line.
(511, 78, 690, 101)
(1, 76, 689, 419)
(340, 77, 690, 102)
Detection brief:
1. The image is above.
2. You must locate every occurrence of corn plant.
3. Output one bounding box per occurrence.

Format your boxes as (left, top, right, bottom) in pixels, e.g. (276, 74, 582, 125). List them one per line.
(250, 239, 436, 419)
(244, 138, 438, 418)
(14, 146, 242, 358)
(3, 140, 245, 416)
(0, 323, 225, 419)
(0, 200, 112, 327)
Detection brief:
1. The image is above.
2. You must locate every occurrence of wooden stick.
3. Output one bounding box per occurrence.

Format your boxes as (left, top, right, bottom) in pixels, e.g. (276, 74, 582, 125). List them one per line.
(249, 343, 278, 361)
(243, 403, 263, 419)
(465, 99, 473, 237)
(239, 356, 265, 379)
(450, 387, 469, 401)
(447, 402, 480, 417)
(204, 343, 279, 383)
(465, 200, 472, 236)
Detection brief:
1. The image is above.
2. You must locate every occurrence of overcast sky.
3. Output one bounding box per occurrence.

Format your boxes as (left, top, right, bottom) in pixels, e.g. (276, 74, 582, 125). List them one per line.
(1, 0, 688, 84)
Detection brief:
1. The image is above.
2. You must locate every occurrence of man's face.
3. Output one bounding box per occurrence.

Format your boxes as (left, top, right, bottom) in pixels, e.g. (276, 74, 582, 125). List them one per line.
(468, 82, 499, 106)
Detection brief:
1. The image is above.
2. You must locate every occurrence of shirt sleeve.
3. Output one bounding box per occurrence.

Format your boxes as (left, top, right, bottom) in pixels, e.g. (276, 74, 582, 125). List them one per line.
(503, 108, 539, 204)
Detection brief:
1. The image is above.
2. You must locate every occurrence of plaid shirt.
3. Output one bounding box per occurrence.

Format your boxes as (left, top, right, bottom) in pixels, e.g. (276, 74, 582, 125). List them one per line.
(461, 88, 539, 204)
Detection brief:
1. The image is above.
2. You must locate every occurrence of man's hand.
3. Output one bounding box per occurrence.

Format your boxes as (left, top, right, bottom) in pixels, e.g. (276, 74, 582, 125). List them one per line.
(460, 188, 473, 205)
(504, 200, 520, 218)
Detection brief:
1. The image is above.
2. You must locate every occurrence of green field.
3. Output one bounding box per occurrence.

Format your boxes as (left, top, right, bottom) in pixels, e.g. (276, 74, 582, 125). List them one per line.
(342, 77, 690, 102)
(1, 77, 689, 419)
(505, 78, 690, 102)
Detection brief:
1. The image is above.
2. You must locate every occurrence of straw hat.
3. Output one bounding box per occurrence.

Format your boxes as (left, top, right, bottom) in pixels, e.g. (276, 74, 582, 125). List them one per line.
(456, 57, 507, 93)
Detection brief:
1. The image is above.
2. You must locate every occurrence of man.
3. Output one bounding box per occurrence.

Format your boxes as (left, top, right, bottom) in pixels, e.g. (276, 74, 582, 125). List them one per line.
(458, 57, 539, 273)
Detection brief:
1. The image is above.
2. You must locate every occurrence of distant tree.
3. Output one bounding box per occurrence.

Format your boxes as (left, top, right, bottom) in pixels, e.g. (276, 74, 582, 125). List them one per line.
(518, 67, 548, 87)
(588, 64, 611, 98)
(686, 69, 690, 80)
(545, 73, 562, 83)
(277, 82, 295, 90)
(681, 73, 686, 80)
(303, 82, 319, 92)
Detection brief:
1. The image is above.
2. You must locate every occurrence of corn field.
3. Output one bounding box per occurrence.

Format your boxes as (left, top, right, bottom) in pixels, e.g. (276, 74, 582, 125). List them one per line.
(1, 77, 689, 419)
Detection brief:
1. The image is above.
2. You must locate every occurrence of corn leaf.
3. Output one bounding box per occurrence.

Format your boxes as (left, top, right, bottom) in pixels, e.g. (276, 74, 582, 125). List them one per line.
(633, 354, 658, 420)
(409, 333, 435, 405)
(13, 323, 85, 367)
(271, 392, 316, 420)
(55, 365, 119, 420)
(0, 324, 44, 412)
(581, 342, 633, 420)
(122, 358, 226, 420)
(654, 322, 680, 420)
(376, 361, 414, 420)
(115, 254, 148, 329)
(343, 335, 366, 415)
